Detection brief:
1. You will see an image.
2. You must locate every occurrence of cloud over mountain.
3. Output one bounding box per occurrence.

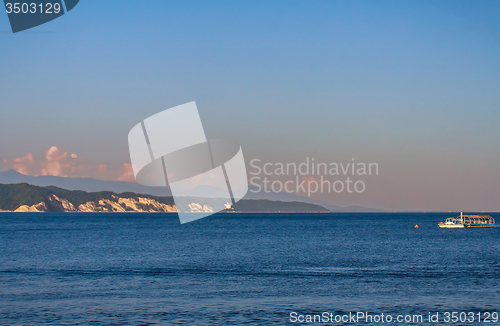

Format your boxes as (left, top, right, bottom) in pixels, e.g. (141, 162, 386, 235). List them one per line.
(2, 146, 133, 182)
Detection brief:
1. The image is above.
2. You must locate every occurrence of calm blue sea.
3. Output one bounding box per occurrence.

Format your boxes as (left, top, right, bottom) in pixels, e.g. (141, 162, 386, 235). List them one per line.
(0, 213, 499, 325)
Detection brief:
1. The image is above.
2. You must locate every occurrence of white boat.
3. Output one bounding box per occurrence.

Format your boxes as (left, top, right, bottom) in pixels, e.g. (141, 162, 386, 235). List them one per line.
(439, 212, 495, 228)
(439, 217, 465, 228)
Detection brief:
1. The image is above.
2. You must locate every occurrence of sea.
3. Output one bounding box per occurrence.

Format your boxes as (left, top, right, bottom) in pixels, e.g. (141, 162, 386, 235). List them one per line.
(0, 212, 499, 325)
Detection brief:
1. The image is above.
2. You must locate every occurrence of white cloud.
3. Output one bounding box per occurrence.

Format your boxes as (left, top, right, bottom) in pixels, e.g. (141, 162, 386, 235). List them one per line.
(3, 146, 134, 182)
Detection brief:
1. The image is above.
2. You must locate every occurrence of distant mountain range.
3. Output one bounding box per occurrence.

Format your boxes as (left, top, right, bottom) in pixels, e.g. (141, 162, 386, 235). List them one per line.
(0, 183, 329, 213)
(0, 169, 171, 196)
(0, 169, 383, 212)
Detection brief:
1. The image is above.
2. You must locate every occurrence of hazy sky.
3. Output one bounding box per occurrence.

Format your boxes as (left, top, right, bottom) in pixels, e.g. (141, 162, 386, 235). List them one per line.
(1, 0, 499, 211)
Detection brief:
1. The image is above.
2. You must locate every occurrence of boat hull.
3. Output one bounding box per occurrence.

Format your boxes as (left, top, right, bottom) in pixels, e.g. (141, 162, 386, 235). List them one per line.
(439, 224, 464, 228)
(467, 224, 494, 227)
(438, 223, 494, 228)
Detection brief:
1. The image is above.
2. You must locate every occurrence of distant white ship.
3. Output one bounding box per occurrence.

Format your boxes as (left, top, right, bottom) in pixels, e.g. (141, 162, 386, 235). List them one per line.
(439, 212, 495, 228)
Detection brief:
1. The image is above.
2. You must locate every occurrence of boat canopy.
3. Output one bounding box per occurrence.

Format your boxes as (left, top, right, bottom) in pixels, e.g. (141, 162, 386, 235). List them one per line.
(461, 215, 495, 225)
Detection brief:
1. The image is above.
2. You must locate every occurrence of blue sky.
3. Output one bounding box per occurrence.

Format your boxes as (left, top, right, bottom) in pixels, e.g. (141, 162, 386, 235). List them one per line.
(1, 0, 499, 210)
